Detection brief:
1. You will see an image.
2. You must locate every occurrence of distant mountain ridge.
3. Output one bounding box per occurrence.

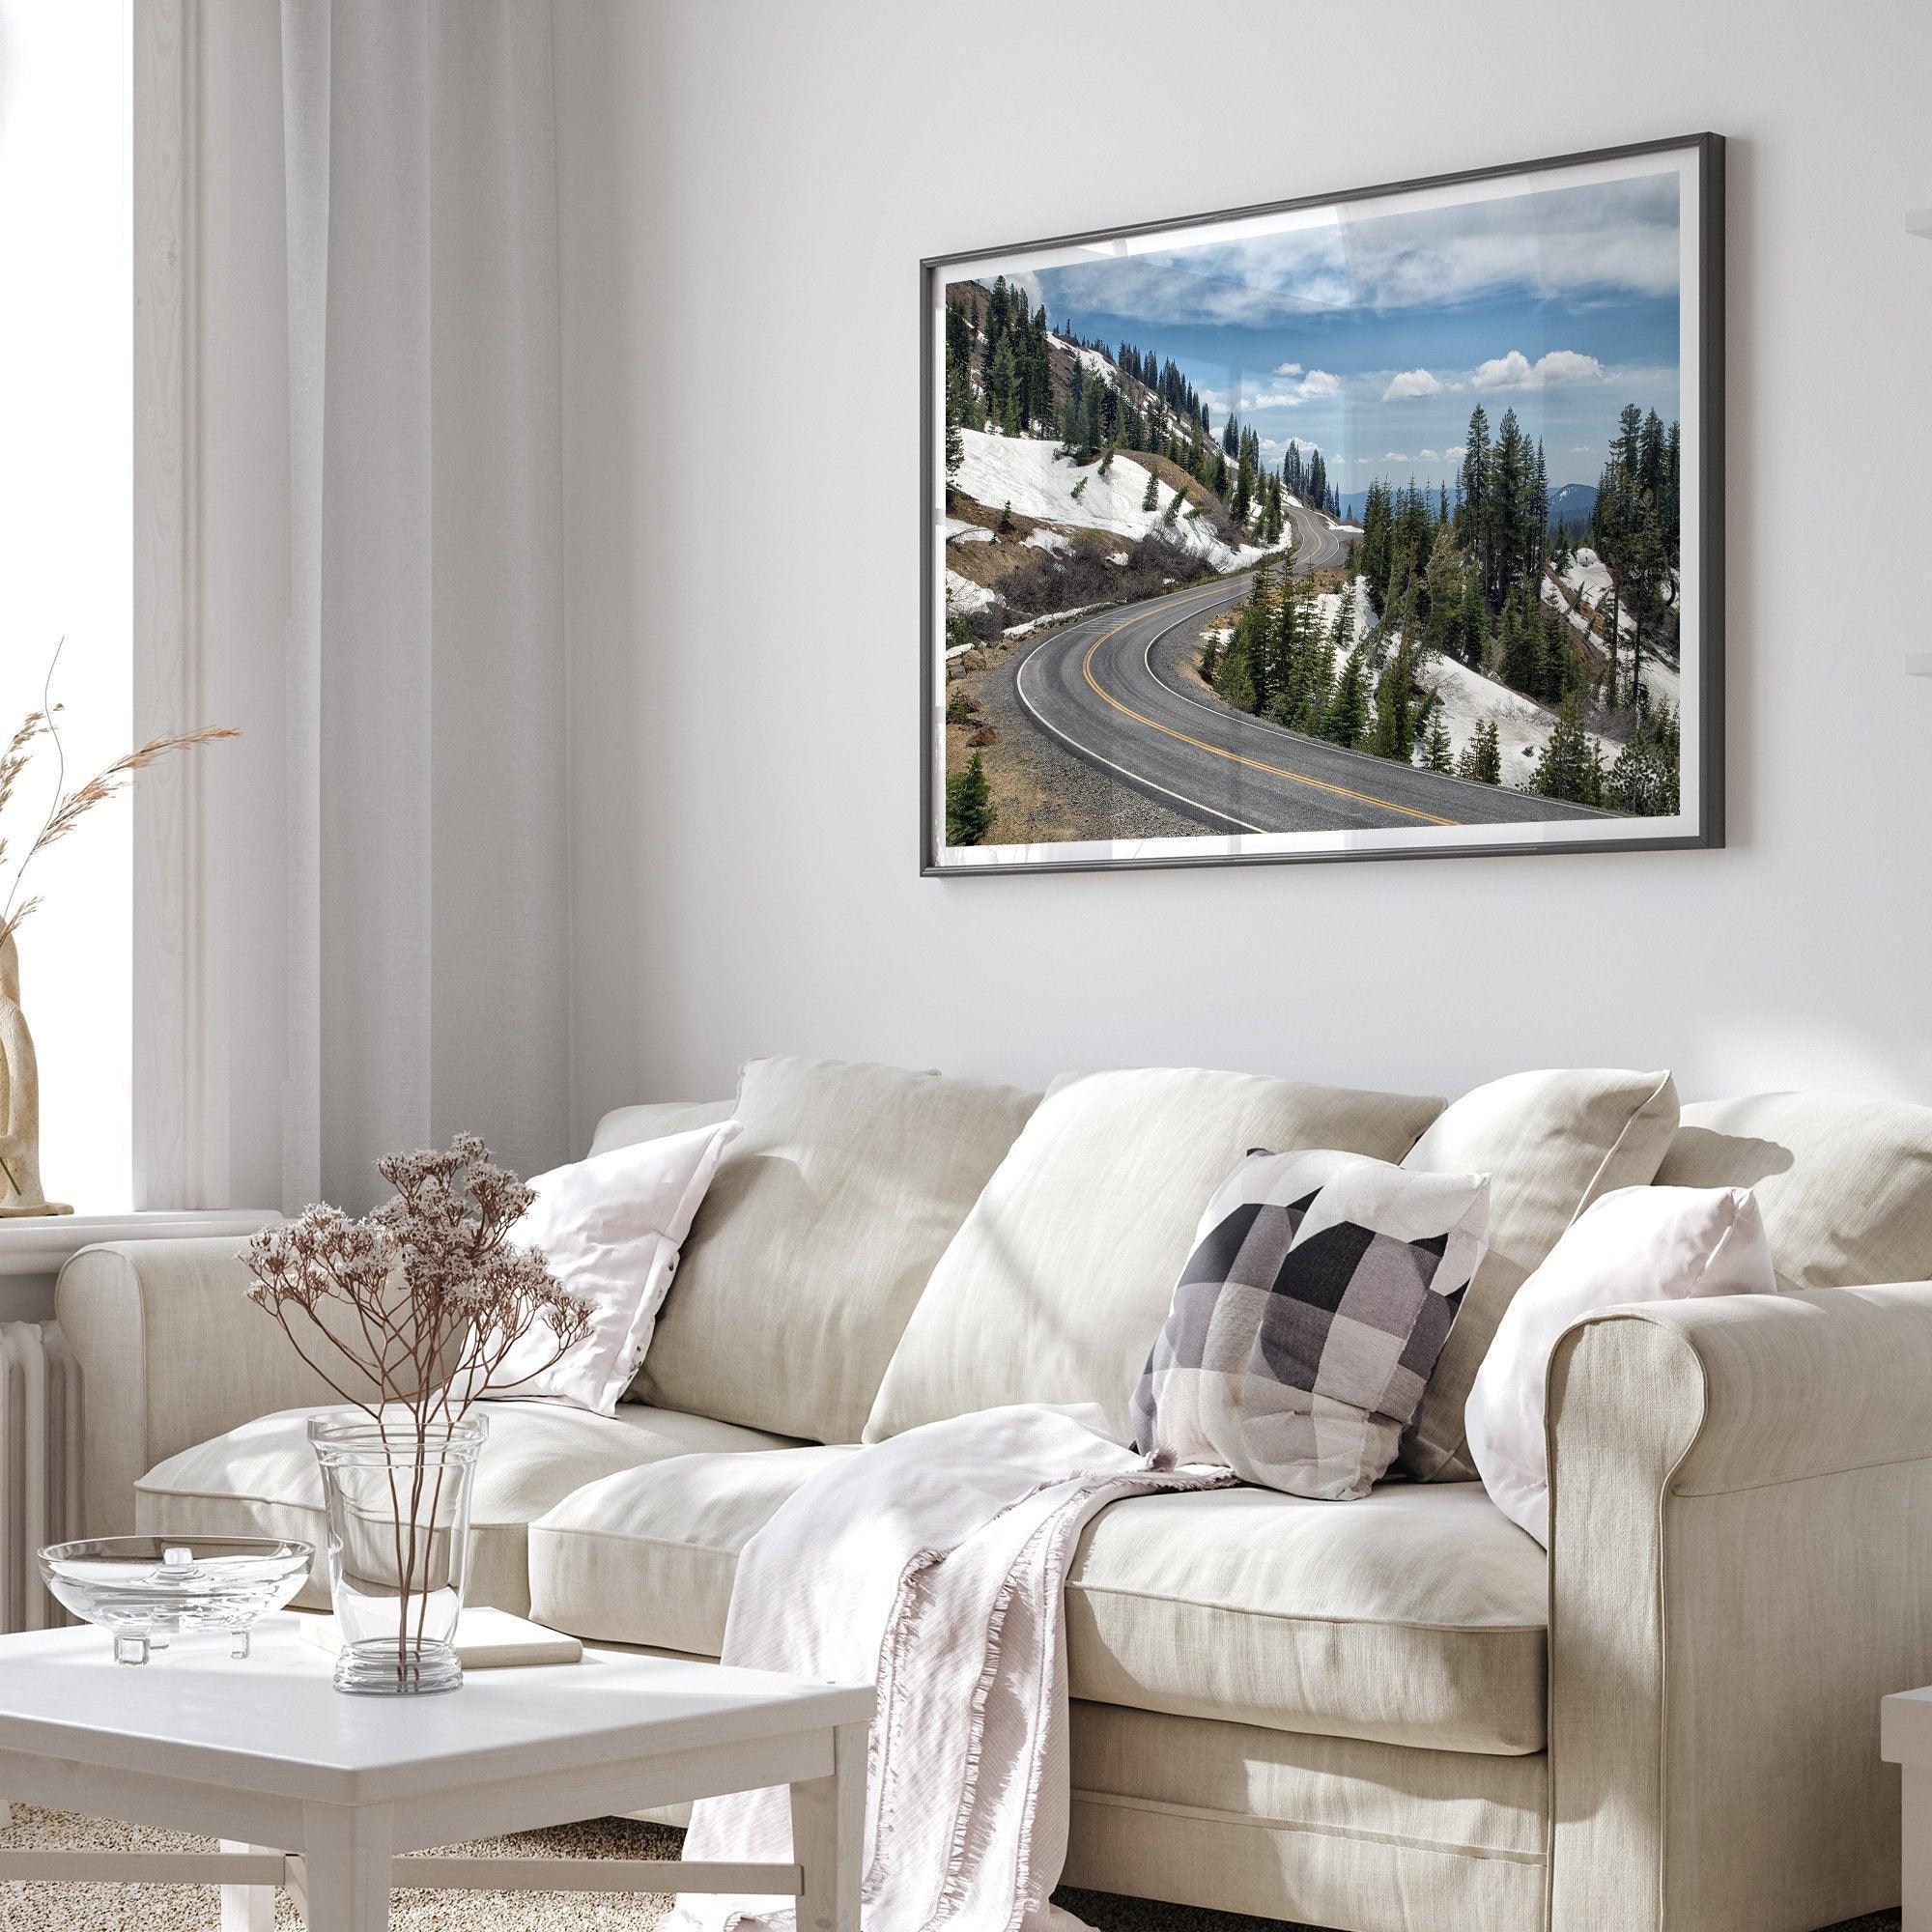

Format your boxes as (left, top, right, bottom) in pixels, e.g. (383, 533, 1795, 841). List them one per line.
(1333, 479, 1598, 532)
(1548, 482, 1597, 531)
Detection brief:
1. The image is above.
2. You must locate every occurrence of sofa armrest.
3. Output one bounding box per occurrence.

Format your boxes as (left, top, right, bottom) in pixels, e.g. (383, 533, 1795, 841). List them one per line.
(1545, 1283, 1932, 1932)
(56, 1238, 385, 1536)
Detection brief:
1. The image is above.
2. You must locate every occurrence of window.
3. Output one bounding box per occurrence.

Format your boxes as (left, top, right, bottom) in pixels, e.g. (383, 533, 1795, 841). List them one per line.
(0, 1, 134, 1209)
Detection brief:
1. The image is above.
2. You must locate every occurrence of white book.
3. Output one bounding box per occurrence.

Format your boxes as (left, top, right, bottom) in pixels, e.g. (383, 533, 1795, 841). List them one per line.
(296, 1606, 583, 1669)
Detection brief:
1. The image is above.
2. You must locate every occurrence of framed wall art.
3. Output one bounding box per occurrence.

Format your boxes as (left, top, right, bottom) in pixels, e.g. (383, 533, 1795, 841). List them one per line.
(922, 134, 1722, 874)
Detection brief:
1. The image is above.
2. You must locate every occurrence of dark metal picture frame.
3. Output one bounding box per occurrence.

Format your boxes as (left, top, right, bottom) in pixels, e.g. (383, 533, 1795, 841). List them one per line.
(921, 133, 1723, 877)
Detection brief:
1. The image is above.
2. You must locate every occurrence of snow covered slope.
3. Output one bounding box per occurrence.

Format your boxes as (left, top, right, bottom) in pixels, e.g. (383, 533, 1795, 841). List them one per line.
(1542, 568, 1682, 711)
(1559, 548, 1624, 627)
(1420, 653, 1617, 777)
(952, 429, 1268, 573)
(1309, 577, 1368, 650)
(1342, 578, 1621, 776)
(945, 568, 995, 614)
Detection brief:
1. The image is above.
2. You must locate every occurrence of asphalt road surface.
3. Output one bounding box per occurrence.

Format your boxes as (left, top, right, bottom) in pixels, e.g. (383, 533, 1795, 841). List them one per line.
(1013, 504, 1609, 836)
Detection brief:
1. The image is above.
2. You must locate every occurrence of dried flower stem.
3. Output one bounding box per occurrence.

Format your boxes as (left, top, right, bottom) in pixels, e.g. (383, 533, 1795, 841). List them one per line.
(242, 1134, 591, 1686)
(0, 638, 239, 953)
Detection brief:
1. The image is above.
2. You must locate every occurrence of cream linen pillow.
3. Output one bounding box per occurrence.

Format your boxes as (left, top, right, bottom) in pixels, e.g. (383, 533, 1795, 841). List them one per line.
(473, 1119, 741, 1416)
(1656, 1092, 1932, 1291)
(864, 1067, 1444, 1446)
(633, 1056, 1039, 1443)
(1464, 1184, 1776, 1544)
(1399, 1067, 1679, 1480)
(589, 1098, 734, 1156)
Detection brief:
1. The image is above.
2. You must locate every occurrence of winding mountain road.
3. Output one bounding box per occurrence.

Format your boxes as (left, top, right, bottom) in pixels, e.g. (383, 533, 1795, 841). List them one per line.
(1011, 501, 1608, 835)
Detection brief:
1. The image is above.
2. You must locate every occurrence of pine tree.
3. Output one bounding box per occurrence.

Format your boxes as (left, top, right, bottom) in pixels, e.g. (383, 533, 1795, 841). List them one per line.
(1322, 646, 1371, 748)
(1370, 635, 1418, 762)
(1423, 715, 1452, 772)
(1606, 703, 1680, 816)
(1530, 695, 1595, 803)
(988, 337, 1021, 435)
(946, 752, 994, 845)
(1213, 615, 1257, 712)
(1141, 468, 1159, 513)
(1461, 407, 1492, 598)
(1497, 584, 1546, 697)
(996, 499, 1014, 535)
(1458, 718, 1501, 785)
(944, 369, 967, 479)
(1301, 627, 1337, 733)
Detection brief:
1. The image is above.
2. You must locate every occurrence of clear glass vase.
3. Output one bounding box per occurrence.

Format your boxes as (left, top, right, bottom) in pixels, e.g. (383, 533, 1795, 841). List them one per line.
(306, 1409, 487, 1695)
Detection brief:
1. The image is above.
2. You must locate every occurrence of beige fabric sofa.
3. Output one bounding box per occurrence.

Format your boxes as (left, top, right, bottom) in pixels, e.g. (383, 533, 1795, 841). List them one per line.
(55, 1063, 1932, 1932)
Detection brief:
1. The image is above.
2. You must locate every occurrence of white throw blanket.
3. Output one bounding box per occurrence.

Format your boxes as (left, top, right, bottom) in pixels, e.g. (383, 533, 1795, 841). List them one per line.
(674, 1404, 1231, 1932)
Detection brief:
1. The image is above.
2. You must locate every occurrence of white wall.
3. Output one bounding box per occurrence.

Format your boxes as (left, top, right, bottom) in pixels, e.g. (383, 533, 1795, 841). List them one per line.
(553, 0, 1932, 1140)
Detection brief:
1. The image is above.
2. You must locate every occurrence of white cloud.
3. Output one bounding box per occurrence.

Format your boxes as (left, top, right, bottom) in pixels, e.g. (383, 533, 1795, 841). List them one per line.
(1025, 175, 1679, 329)
(1418, 449, 1441, 462)
(1470, 347, 1606, 392)
(1381, 368, 1443, 401)
(1272, 360, 1303, 378)
(1470, 351, 1533, 390)
(1209, 368, 1343, 414)
(1530, 349, 1606, 385)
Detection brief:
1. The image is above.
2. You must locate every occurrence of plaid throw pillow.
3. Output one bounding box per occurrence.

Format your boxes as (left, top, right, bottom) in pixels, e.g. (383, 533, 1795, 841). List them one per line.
(1131, 1148, 1489, 1500)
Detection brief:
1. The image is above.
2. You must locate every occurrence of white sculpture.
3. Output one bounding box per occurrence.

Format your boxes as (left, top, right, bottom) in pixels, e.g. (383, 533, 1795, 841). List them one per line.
(0, 933, 69, 1217)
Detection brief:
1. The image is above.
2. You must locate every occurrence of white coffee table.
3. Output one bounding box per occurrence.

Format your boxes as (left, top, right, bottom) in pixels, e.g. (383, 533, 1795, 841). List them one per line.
(0, 1617, 872, 1930)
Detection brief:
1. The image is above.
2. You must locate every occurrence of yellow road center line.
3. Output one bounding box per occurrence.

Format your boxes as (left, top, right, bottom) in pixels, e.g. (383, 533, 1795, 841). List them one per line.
(1076, 610, 1458, 829)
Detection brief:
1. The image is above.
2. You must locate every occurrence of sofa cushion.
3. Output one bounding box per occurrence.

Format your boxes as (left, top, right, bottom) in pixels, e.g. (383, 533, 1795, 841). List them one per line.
(590, 1098, 734, 1156)
(528, 1453, 1546, 1755)
(633, 1056, 1040, 1443)
(1655, 1092, 1932, 1292)
(864, 1068, 1445, 1446)
(134, 1399, 799, 1619)
(1397, 1067, 1679, 1481)
(529, 1443, 854, 1657)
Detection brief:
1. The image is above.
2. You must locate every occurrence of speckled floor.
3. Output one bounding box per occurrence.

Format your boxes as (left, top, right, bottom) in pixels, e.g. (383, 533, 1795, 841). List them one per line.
(0, 1808, 1902, 1930)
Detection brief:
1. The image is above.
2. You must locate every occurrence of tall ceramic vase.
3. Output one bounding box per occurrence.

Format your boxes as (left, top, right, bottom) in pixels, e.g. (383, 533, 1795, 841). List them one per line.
(0, 933, 71, 1217)
(307, 1410, 487, 1694)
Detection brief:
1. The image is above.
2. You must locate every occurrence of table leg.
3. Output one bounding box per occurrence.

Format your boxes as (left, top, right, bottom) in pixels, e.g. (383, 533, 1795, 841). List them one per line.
(298, 1802, 393, 1931)
(218, 1840, 277, 1932)
(790, 1721, 865, 1932)
(1907, 1766, 1932, 1932)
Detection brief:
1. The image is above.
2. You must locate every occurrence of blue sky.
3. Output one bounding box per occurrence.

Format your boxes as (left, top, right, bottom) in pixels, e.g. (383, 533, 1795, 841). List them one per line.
(1017, 173, 1681, 496)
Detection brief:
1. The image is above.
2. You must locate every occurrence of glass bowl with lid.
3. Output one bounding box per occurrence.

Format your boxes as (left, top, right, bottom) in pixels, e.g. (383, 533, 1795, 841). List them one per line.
(40, 1536, 314, 1663)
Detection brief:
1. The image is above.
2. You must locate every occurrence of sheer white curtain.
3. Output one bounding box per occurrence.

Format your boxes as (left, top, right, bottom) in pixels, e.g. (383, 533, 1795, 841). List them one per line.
(279, 0, 568, 1208)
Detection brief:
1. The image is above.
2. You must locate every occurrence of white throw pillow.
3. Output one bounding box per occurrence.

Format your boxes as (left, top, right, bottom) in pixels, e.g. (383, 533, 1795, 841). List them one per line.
(1464, 1183, 1776, 1545)
(474, 1120, 741, 1415)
